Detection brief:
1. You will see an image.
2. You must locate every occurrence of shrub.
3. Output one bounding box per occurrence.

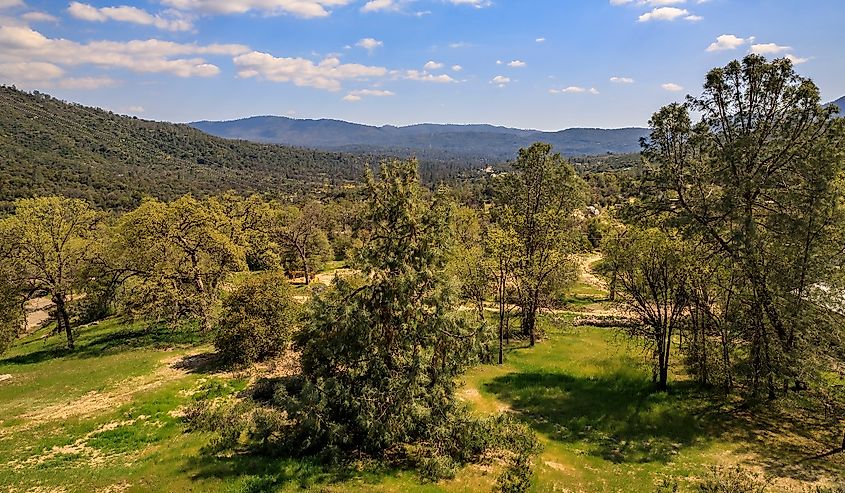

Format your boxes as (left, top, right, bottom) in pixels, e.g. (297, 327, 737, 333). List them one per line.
(214, 272, 300, 365)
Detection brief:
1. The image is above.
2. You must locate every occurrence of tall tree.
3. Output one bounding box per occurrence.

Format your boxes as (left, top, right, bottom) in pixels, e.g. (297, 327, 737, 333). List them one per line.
(1, 197, 101, 349)
(642, 55, 845, 397)
(277, 159, 479, 457)
(494, 142, 584, 346)
(606, 227, 690, 390)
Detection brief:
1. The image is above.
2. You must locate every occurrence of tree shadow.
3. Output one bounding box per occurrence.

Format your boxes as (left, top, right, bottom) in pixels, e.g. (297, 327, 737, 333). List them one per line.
(485, 370, 723, 464)
(485, 369, 845, 483)
(1, 322, 205, 366)
(182, 450, 399, 492)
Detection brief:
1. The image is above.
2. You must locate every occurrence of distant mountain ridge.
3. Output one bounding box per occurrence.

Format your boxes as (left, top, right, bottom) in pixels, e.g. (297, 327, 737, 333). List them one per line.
(832, 96, 845, 114)
(191, 116, 651, 162)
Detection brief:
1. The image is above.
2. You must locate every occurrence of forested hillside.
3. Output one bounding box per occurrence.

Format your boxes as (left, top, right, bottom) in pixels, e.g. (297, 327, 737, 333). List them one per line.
(0, 86, 371, 211)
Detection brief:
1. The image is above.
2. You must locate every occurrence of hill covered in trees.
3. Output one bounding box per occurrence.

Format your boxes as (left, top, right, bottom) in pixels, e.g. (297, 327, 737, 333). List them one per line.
(190, 115, 650, 162)
(0, 86, 374, 211)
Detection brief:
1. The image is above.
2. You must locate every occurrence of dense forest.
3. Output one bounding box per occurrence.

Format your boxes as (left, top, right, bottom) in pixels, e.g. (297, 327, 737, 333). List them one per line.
(0, 86, 376, 211)
(2, 56, 845, 492)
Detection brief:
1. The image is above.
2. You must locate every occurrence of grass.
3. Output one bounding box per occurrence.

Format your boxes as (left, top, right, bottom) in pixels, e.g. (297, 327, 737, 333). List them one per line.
(1, 304, 842, 491)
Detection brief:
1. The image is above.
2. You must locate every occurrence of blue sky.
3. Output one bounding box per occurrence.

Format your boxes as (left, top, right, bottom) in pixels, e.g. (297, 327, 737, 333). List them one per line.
(0, 0, 843, 130)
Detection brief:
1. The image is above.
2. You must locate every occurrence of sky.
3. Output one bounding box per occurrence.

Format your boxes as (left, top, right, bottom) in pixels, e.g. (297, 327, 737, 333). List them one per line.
(0, 0, 843, 131)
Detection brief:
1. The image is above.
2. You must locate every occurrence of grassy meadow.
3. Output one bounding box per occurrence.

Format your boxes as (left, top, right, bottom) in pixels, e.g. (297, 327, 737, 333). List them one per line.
(1, 279, 843, 493)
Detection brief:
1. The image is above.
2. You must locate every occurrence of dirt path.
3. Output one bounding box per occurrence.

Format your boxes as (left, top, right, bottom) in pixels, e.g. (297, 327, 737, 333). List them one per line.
(578, 252, 607, 291)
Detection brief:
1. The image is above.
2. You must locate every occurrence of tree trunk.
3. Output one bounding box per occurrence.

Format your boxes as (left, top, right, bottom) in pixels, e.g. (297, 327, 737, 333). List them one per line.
(54, 294, 74, 350)
(302, 252, 311, 285)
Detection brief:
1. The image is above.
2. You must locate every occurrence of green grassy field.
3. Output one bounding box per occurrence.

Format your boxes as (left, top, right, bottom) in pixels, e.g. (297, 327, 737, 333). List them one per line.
(1, 299, 843, 491)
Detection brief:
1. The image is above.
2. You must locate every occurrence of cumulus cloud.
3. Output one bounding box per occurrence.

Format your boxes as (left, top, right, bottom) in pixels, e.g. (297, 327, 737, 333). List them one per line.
(638, 7, 700, 22)
(160, 0, 354, 18)
(401, 69, 455, 83)
(21, 12, 59, 22)
(706, 34, 750, 52)
(68, 2, 193, 32)
(234, 52, 387, 91)
(342, 88, 394, 101)
(750, 42, 791, 55)
(451, 64, 462, 71)
(423, 60, 443, 70)
(535, 37, 545, 43)
(361, 0, 397, 12)
(507, 60, 526, 68)
(490, 75, 510, 87)
(609, 76, 634, 84)
(785, 54, 809, 64)
(0, 0, 24, 9)
(661, 82, 683, 91)
(356, 37, 383, 53)
(0, 24, 248, 83)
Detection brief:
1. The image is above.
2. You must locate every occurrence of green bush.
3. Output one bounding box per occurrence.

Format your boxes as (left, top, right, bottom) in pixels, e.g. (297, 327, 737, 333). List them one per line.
(214, 272, 300, 365)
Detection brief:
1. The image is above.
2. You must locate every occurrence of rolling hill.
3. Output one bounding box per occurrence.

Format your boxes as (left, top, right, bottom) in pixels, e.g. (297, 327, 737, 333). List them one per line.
(191, 116, 651, 162)
(0, 86, 373, 211)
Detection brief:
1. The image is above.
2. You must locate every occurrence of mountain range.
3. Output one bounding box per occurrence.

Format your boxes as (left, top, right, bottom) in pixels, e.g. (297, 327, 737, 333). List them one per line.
(833, 96, 845, 114)
(190, 117, 651, 163)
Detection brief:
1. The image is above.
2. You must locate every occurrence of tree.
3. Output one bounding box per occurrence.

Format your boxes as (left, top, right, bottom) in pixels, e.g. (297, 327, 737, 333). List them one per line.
(485, 225, 519, 364)
(494, 142, 584, 346)
(276, 159, 481, 457)
(2, 197, 101, 349)
(214, 271, 300, 365)
(264, 201, 332, 285)
(116, 196, 247, 332)
(642, 55, 845, 397)
(606, 227, 690, 390)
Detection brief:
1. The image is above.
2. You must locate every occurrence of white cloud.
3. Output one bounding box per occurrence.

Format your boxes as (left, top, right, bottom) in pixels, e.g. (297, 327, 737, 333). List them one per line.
(234, 52, 387, 91)
(361, 0, 396, 12)
(449, 41, 470, 48)
(343, 88, 394, 101)
(706, 34, 749, 52)
(401, 69, 455, 83)
(609, 76, 634, 84)
(785, 53, 809, 65)
(58, 77, 119, 89)
(356, 37, 383, 53)
(549, 86, 599, 95)
(160, 0, 354, 18)
(661, 82, 683, 91)
(451, 64, 462, 71)
(21, 12, 59, 22)
(638, 7, 700, 22)
(507, 60, 526, 68)
(447, 0, 492, 8)
(0, 0, 23, 9)
(0, 61, 64, 81)
(491, 75, 510, 87)
(423, 60, 443, 70)
(68, 2, 193, 32)
(750, 42, 791, 55)
(126, 105, 145, 113)
(0, 25, 248, 82)
(535, 37, 545, 43)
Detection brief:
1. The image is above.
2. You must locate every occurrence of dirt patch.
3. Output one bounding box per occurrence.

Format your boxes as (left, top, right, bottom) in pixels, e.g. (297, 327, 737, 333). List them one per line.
(578, 253, 607, 291)
(0, 374, 11, 383)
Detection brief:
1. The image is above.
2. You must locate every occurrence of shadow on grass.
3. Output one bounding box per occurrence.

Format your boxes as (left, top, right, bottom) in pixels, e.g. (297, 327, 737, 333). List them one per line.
(485, 370, 717, 464)
(183, 452, 398, 492)
(1, 322, 206, 366)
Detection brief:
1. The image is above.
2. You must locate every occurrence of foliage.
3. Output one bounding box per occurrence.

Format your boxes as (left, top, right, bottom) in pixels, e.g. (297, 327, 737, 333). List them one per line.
(0, 86, 368, 212)
(640, 55, 845, 398)
(0, 197, 102, 349)
(214, 271, 300, 365)
(115, 196, 247, 332)
(493, 142, 584, 345)
(604, 227, 690, 390)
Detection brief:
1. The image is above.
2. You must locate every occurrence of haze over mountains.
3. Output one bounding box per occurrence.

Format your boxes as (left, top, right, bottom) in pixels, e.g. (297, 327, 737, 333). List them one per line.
(190, 117, 651, 163)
